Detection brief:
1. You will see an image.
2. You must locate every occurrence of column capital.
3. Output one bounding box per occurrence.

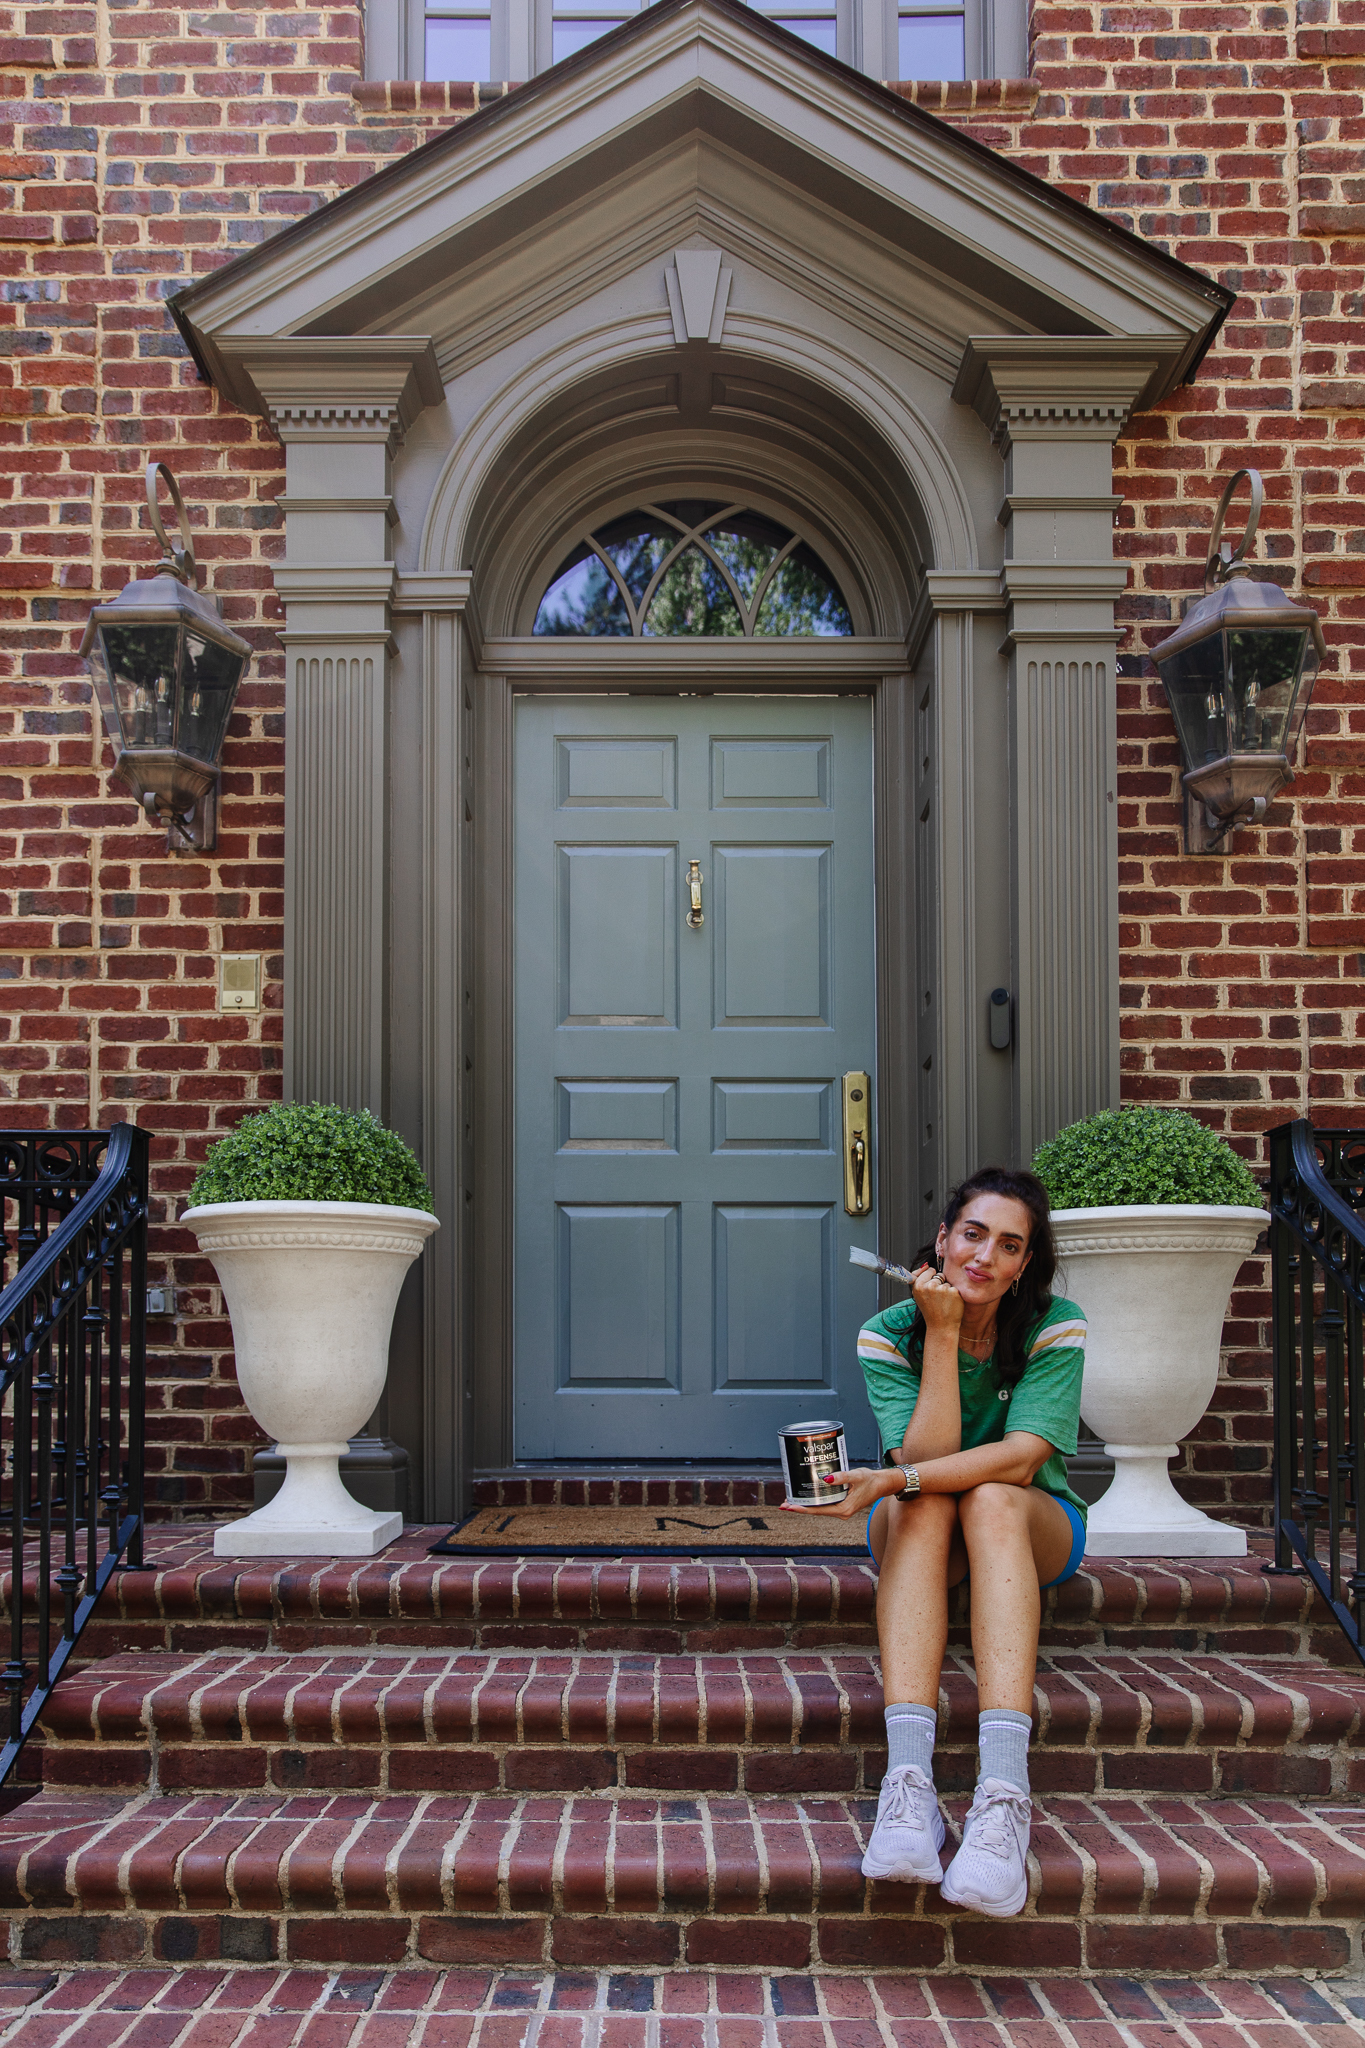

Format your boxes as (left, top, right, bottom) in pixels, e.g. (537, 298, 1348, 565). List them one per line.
(953, 335, 1186, 448)
(213, 336, 443, 449)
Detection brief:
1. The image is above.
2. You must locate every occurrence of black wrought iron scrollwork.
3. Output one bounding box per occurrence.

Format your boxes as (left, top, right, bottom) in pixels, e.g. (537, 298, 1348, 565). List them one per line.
(1268, 1120, 1365, 1668)
(0, 1123, 148, 1782)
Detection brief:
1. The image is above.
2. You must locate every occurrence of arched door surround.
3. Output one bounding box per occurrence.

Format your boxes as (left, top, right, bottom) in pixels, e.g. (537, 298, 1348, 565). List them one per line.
(168, 0, 1232, 1512)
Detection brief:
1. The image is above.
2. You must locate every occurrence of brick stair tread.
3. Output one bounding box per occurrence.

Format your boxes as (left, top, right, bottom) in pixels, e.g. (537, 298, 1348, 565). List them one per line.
(0, 1785, 1362, 1942)
(471, 1473, 792, 1506)
(34, 1648, 1365, 1807)
(23, 1526, 1343, 1660)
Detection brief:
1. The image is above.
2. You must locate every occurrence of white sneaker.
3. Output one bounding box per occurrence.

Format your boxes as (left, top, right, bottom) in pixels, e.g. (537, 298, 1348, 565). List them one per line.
(940, 1776, 1032, 1917)
(860, 1763, 946, 1883)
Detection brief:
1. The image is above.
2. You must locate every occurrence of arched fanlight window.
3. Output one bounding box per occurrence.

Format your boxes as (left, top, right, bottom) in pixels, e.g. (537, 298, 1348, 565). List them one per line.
(533, 502, 854, 637)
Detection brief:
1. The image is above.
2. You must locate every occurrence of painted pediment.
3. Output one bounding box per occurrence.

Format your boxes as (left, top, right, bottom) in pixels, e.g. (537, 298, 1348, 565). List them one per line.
(172, 0, 1229, 412)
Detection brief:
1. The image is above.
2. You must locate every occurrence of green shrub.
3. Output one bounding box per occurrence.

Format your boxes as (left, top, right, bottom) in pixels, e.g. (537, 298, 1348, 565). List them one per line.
(189, 1102, 433, 1210)
(1032, 1106, 1263, 1210)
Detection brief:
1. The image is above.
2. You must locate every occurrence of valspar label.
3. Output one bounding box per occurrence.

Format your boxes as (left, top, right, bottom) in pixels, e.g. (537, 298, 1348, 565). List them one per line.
(778, 1420, 849, 1505)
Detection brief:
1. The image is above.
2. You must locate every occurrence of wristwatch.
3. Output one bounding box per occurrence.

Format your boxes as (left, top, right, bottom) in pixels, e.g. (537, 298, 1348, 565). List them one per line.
(896, 1465, 921, 1498)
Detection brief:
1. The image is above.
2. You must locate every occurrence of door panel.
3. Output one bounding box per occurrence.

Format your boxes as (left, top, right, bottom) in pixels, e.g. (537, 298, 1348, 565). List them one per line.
(557, 735, 678, 808)
(714, 1204, 833, 1386)
(558, 845, 677, 1026)
(713, 845, 831, 1026)
(515, 695, 879, 1460)
(711, 738, 830, 807)
(558, 1079, 678, 1152)
(557, 1203, 679, 1387)
(712, 1080, 832, 1152)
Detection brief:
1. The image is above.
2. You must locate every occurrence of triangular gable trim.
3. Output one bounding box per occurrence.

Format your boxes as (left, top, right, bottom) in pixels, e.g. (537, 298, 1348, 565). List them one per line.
(170, 0, 1232, 384)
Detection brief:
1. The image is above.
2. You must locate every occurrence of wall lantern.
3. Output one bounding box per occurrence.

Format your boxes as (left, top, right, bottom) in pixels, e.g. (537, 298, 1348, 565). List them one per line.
(80, 462, 251, 853)
(1152, 468, 1327, 855)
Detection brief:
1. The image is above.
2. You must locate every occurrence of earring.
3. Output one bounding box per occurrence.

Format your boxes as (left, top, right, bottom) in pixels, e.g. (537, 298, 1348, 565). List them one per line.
(1011, 1275, 1020, 1295)
(936, 1254, 945, 1276)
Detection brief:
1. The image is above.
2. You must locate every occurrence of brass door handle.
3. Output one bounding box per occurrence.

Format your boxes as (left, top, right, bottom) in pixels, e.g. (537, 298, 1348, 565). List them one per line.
(842, 1071, 872, 1217)
(686, 858, 704, 929)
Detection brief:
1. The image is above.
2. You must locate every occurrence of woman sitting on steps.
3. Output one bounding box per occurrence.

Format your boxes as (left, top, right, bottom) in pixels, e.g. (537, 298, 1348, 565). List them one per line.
(783, 1165, 1087, 1918)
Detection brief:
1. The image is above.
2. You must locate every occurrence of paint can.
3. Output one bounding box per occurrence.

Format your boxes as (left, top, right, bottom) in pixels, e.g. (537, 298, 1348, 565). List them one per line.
(778, 1420, 849, 1506)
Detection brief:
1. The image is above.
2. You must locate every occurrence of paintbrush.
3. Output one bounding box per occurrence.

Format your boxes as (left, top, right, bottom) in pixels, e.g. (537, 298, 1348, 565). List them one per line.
(848, 1245, 921, 1287)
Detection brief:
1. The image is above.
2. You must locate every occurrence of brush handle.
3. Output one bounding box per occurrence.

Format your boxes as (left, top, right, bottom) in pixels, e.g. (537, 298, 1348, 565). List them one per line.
(848, 1247, 919, 1286)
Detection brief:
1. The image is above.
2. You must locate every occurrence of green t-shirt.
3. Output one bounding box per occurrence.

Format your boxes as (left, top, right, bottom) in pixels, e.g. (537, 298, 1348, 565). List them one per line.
(857, 1293, 1089, 1522)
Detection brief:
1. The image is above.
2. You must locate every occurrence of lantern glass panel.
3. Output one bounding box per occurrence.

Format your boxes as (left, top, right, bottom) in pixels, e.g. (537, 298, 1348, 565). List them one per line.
(179, 632, 244, 763)
(96, 623, 181, 750)
(1158, 631, 1229, 766)
(1226, 625, 1314, 756)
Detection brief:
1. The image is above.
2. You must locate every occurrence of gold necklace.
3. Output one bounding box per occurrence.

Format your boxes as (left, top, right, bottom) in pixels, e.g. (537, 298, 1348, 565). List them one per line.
(961, 1322, 997, 1362)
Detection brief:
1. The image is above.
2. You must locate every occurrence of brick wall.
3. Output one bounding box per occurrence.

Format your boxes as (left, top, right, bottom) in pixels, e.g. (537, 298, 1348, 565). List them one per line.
(901, 5, 1365, 1525)
(1, 1, 1361, 1521)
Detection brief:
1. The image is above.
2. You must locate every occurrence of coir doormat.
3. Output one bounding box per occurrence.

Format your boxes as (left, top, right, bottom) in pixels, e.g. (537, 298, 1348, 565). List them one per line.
(429, 1501, 870, 1557)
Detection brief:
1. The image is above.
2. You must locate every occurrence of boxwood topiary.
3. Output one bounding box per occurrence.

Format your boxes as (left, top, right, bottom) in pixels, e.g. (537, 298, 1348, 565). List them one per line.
(189, 1102, 433, 1211)
(1032, 1106, 1264, 1211)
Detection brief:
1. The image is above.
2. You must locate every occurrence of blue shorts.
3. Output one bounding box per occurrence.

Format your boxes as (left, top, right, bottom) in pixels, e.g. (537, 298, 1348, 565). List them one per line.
(865, 1493, 1087, 1589)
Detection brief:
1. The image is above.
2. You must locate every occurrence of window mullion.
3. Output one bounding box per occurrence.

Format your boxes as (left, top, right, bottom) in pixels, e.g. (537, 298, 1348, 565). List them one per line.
(637, 541, 687, 627)
(748, 535, 797, 626)
(697, 542, 753, 636)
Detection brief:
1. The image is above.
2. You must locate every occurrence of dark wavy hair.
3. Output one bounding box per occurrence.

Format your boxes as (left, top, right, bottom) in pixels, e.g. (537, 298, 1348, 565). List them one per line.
(906, 1166, 1057, 1386)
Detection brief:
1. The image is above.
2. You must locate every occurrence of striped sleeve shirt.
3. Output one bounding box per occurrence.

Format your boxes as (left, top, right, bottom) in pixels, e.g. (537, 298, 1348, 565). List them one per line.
(856, 1292, 1089, 1517)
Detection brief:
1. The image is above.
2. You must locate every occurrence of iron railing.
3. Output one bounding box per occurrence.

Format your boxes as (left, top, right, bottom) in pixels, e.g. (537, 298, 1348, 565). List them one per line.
(0, 1123, 149, 1782)
(1268, 1119, 1365, 1667)
(0, 1131, 112, 1289)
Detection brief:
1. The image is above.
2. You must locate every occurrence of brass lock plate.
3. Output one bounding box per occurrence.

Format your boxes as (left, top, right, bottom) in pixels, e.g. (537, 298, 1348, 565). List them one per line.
(842, 1070, 872, 1217)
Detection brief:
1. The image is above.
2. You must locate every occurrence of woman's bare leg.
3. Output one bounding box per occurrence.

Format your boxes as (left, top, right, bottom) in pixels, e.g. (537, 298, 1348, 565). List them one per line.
(956, 1482, 1073, 1713)
(860, 1492, 969, 1883)
(871, 1491, 967, 1705)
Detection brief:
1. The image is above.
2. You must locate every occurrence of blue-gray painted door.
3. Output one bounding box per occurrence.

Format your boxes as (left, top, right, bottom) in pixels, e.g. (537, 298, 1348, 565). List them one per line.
(513, 695, 879, 1460)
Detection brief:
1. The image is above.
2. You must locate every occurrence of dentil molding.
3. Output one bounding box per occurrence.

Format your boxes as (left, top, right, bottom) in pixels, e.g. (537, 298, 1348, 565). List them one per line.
(211, 336, 443, 445)
(953, 336, 1189, 444)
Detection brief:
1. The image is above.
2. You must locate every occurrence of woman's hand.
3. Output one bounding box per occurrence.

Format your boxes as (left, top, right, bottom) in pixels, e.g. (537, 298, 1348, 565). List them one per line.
(780, 1466, 890, 1519)
(912, 1263, 965, 1335)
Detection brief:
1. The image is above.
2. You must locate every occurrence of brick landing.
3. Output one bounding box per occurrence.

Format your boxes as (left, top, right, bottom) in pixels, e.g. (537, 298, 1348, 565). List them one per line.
(24, 1526, 1348, 1663)
(0, 1967, 1360, 2047)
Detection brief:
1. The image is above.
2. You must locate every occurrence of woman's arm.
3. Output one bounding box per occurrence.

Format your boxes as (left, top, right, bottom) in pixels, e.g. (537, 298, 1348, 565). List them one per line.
(906, 1429, 1054, 1495)
(785, 1432, 1057, 1519)
(895, 1266, 966, 1462)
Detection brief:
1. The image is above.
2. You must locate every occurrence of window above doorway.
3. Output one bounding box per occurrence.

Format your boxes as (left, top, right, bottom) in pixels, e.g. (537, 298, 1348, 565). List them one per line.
(533, 503, 854, 637)
(366, 0, 1024, 85)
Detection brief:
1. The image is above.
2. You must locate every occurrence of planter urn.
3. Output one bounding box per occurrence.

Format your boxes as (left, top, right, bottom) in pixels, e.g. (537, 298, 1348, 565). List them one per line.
(184, 1199, 439, 1558)
(1050, 1203, 1265, 1557)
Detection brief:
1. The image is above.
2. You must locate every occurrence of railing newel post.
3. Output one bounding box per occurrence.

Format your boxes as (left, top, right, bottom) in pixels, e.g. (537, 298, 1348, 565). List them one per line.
(1267, 1119, 1365, 1667)
(0, 1124, 150, 1782)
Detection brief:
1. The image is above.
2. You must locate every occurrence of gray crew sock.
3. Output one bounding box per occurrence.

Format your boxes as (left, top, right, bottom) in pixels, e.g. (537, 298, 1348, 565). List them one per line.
(884, 1702, 937, 1778)
(978, 1708, 1032, 1795)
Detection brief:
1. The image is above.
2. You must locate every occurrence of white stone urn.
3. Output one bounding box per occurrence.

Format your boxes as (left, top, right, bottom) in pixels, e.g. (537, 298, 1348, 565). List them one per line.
(183, 1200, 439, 1558)
(1051, 1204, 1266, 1557)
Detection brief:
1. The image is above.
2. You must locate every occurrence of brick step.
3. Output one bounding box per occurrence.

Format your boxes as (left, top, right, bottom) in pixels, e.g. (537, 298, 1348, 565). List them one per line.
(34, 1647, 1365, 1802)
(31, 1526, 1345, 1661)
(471, 1471, 791, 1507)
(0, 1783, 1361, 1978)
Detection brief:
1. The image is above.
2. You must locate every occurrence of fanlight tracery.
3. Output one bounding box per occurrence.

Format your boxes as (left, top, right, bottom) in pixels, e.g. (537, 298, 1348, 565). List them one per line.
(532, 502, 854, 638)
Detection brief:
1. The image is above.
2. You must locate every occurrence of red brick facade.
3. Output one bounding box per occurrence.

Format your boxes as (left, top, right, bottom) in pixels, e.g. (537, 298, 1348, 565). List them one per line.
(1, 1, 1360, 1520)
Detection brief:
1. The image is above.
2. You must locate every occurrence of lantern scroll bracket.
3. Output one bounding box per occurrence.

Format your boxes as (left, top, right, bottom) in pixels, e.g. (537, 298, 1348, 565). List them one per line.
(145, 461, 198, 588)
(1205, 467, 1263, 594)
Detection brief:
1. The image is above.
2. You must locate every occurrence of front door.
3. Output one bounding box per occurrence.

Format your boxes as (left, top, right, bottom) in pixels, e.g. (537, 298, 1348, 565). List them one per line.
(513, 694, 880, 1460)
